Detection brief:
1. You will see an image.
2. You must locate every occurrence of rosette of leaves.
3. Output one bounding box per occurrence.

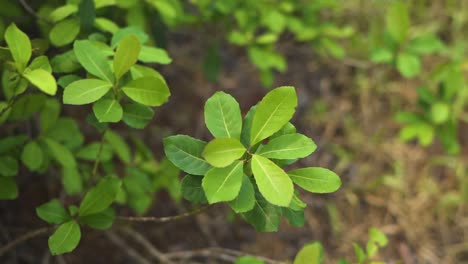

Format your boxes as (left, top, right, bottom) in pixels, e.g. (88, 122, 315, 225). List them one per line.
(62, 30, 170, 128)
(396, 64, 464, 154)
(36, 176, 121, 255)
(370, 2, 446, 78)
(164, 86, 341, 231)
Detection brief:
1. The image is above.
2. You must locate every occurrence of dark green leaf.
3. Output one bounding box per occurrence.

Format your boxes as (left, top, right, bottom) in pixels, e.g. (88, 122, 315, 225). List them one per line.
(36, 199, 70, 224)
(48, 220, 81, 255)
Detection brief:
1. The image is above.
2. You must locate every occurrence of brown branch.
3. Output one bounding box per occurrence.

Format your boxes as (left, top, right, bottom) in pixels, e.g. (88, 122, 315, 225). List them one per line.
(118, 227, 175, 264)
(164, 247, 286, 264)
(0, 227, 51, 257)
(105, 231, 152, 264)
(117, 205, 212, 223)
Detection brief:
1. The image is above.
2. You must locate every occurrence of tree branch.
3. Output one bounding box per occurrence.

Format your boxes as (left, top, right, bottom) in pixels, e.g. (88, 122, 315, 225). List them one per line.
(105, 231, 152, 264)
(117, 205, 212, 223)
(0, 227, 50, 257)
(17, 0, 51, 23)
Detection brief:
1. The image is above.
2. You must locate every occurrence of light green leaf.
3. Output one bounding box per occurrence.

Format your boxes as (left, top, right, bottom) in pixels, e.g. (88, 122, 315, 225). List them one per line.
(257, 133, 316, 159)
(5, 23, 31, 70)
(396, 52, 421, 78)
(93, 99, 123, 123)
(111, 27, 148, 48)
(370, 48, 393, 64)
(294, 242, 324, 264)
(250, 86, 297, 145)
(0, 155, 18, 177)
(203, 138, 246, 168)
(79, 176, 122, 216)
(243, 191, 282, 232)
(44, 138, 77, 168)
(407, 34, 445, 55)
(353, 243, 366, 263)
(386, 2, 409, 44)
(40, 99, 61, 134)
(49, 4, 78, 22)
(138, 46, 172, 64)
(113, 35, 141, 80)
(251, 154, 293, 206)
(74, 40, 114, 83)
(28, 56, 52, 72)
(0, 177, 18, 200)
(122, 103, 154, 129)
(163, 135, 211, 175)
(202, 161, 244, 203)
(288, 167, 341, 193)
(204, 91, 242, 139)
(235, 256, 265, 264)
(181, 174, 208, 204)
(49, 18, 81, 47)
(21, 141, 43, 171)
(431, 102, 450, 124)
(76, 143, 113, 162)
(229, 175, 255, 213)
(94, 18, 120, 34)
(80, 208, 115, 230)
(122, 76, 170, 106)
(23, 69, 57, 95)
(48, 220, 81, 255)
(63, 79, 112, 105)
(368, 228, 388, 247)
(104, 130, 131, 164)
(62, 167, 83, 195)
(36, 199, 70, 224)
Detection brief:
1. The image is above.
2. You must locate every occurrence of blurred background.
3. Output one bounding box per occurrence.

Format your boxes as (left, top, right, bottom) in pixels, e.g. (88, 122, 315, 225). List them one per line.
(1, 0, 468, 263)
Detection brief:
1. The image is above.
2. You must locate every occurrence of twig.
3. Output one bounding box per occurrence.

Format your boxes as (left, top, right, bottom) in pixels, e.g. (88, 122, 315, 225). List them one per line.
(0, 96, 17, 119)
(91, 128, 108, 181)
(0, 227, 50, 257)
(17, 0, 51, 23)
(105, 231, 152, 264)
(117, 205, 212, 223)
(118, 227, 175, 264)
(165, 247, 286, 264)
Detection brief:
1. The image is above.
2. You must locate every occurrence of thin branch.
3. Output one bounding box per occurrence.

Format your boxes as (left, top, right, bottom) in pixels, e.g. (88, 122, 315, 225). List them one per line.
(118, 227, 175, 264)
(17, 0, 51, 23)
(0, 227, 50, 257)
(105, 231, 152, 264)
(91, 128, 108, 181)
(165, 247, 286, 264)
(117, 205, 212, 223)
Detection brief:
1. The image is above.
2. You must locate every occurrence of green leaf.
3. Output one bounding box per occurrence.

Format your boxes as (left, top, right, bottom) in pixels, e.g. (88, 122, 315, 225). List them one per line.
(399, 122, 434, 146)
(243, 191, 282, 232)
(48, 220, 81, 255)
(386, 2, 409, 44)
(283, 207, 305, 227)
(51, 51, 81, 73)
(204, 91, 242, 139)
(40, 99, 61, 133)
(111, 27, 148, 48)
(288, 167, 341, 193)
(353, 243, 367, 263)
(76, 143, 113, 162)
(396, 52, 421, 78)
(163, 135, 212, 175)
(93, 99, 123, 123)
(235, 256, 265, 264)
(43, 138, 77, 168)
(49, 18, 81, 47)
(21, 141, 43, 171)
(0, 177, 18, 199)
(138, 46, 172, 64)
(431, 102, 450, 124)
(181, 174, 208, 204)
(0, 155, 18, 177)
(257, 133, 316, 159)
(5, 23, 31, 70)
(122, 77, 170, 106)
(202, 138, 246, 168)
(251, 154, 293, 206)
(78, 0, 95, 33)
(368, 228, 388, 247)
(250, 86, 297, 145)
(79, 176, 122, 216)
(49, 4, 78, 22)
(104, 130, 131, 164)
(113, 35, 141, 80)
(229, 175, 255, 213)
(80, 208, 115, 230)
(407, 34, 445, 55)
(28, 56, 52, 72)
(63, 79, 112, 105)
(74, 40, 114, 83)
(62, 167, 83, 195)
(241, 105, 256, 146)
(23, 69, 57, 95)
(294, 242, 324, 264)
(122, 103, 154, 129)
(202, 161, 244, 203)
(94, 18, 120, 34)
(370, 48, 393, 64)
(36, 199, 70, 224)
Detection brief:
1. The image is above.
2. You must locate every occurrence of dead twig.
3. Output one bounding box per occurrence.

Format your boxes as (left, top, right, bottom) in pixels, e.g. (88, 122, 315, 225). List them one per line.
(0, 227, 51, 257)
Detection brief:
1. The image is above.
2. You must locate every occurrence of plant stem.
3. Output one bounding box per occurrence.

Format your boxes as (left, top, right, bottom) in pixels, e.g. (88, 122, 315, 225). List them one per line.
(117, 205, 212, 223)
(91, 128, 108, 181)
(0, 227, 51, 257)
(17, 0, 51, 23)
